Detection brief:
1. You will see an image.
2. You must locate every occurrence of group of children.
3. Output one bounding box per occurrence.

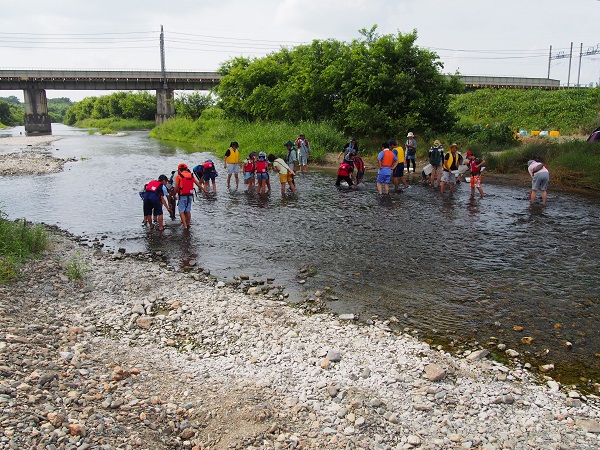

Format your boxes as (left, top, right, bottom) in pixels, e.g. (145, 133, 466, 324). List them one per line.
(333, 134, 488, 198)
(141, 160, 218, 231)
(240, 150, 296, 195)
(141, 134, 494, 232)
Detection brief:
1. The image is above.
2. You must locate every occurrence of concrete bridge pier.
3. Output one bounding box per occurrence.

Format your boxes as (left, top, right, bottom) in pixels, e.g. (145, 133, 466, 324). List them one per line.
(156, 88, 175, 125)
(23, 87, 52, 135)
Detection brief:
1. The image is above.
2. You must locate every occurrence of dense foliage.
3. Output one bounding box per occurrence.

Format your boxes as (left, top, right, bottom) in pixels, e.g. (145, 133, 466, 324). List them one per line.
(150, 108, 345, 161)
(174, 92, 214, 120)
(215, 26, 462, 138)
(0, 96, 73, 126)
(0, 96, 24, 126)
(0, 209, 49, 283)
(64, 92, 157, 124)
(449, 88, 600, 135)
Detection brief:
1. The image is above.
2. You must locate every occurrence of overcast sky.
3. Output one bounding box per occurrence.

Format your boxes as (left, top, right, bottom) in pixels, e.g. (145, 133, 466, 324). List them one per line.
(1, 0, 598, 101)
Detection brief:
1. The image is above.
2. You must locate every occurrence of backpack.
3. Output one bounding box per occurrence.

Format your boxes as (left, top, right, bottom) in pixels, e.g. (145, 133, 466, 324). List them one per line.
(178, 171, 195, 195)
(429, 147, 443, 166)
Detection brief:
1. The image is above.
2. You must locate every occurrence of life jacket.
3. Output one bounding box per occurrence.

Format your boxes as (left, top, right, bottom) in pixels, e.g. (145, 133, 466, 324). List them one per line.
(225, 148, 239, 164)
(444, 152, 461, 171)
(178, 171, 195, 195)
(380, 149, 395, 168)
(469, 159, 481, 174)
(296, 138, 309, 151)
(244, 159, 255, 173)
(203, 160, 215, 171)
(256, 158, 268, 173)
(145, 180, 162, 193)
(354, 156, 365, 172)
(338, 163, 353, 177)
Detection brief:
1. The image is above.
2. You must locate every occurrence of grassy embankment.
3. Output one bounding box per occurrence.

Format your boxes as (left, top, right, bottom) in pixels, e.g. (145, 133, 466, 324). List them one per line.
(149, 109, 348, 161)
(449, 88, 600, 191)
(75, 118, 156, 135)
(0, 209, 49, 283)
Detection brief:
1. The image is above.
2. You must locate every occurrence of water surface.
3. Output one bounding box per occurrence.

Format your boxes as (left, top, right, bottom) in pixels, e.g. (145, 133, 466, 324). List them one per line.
(1, 125, 598, 387)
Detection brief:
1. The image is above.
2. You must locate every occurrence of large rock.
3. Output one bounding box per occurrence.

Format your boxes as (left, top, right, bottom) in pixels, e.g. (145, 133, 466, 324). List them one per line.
(466, 349, 489, 361)
(136, 317, 154, 329)
(424, 364, 446, 382)
(576, 419, 600, 433)
(326, 349, 341, 362)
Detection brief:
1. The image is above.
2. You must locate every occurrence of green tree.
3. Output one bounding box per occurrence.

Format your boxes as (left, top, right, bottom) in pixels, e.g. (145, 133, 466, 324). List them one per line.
(119, 91, 156, 120)
(174, 91, 214, 119)
(0, 100, 14, 126)
(215, 26, 459, 137)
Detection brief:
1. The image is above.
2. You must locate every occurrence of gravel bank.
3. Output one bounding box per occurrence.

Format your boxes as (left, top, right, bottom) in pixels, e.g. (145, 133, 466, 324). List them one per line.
(0, 136, 76, 176)
(1, 229, 599, 449)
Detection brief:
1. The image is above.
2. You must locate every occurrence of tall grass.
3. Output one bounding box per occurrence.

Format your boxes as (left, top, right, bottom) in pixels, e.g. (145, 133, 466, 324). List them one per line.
(150, 108, 347, 161)
(0, 209, 49, 283)
(485, 140, 600, 190)
(76, 118, 156, 131)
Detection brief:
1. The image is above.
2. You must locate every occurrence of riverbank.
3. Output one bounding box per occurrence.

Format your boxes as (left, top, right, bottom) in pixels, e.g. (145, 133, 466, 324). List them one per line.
(0, 136, 77, 176)
(1, 228, 599, 449)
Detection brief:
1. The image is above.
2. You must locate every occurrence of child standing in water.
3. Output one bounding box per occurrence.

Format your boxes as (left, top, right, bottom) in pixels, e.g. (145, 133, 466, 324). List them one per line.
(255, 151, 270, 195)
(466, 150, 486, 198)
(242, 151, 257, 192)
(268, 153, 296, 195)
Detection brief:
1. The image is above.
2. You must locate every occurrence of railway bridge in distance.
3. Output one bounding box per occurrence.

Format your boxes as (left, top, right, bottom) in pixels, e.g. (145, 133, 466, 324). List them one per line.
(0, 69, 560, 135)
(0, 70, 222, 134)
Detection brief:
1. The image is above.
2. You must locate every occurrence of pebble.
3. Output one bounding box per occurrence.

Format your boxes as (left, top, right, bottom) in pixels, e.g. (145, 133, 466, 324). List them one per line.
(0, 231, 598, 450)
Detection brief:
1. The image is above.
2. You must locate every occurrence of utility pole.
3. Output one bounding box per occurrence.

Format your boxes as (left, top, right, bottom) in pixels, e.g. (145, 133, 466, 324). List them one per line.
(547, 45, 552, 79)
(160, 25, 167, 89)
(577, 43, 583, 87)
(567, 42, 573, 87)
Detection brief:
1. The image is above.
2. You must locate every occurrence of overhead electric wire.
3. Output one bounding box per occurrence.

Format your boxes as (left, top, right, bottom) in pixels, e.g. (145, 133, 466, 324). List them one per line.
(0, 30, 583, 64)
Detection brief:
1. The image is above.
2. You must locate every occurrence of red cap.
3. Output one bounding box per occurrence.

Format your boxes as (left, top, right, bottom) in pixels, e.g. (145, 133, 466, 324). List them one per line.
(466, 151, 473, 157)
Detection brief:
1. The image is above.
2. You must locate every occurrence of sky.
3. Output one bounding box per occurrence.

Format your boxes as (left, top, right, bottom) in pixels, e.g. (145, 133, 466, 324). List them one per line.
(1, 0, 598, 102)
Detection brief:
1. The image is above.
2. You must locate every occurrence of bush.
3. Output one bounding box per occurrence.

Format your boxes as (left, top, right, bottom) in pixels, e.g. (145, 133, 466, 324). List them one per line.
(150, 108, 347, 162)
(485, 139, 600, 190)
(0, 211, 49, 283)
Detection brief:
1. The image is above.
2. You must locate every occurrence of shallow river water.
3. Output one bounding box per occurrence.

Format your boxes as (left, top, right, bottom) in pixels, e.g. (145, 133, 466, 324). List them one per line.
(1, 125, 599, 387)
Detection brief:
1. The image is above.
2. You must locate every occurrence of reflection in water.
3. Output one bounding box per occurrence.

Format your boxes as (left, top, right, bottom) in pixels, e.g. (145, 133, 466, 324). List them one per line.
(0, 125, 599, 387)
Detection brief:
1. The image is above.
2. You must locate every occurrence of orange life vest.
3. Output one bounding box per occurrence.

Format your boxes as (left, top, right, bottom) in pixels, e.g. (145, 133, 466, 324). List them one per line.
(380, 149, 395, 167)
(178, 171, 195, 195)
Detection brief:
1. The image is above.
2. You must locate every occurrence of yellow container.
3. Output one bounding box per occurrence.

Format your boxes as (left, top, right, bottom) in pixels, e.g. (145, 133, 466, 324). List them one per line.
(549, 130, 560, 137)
(531, 130, 541, 136)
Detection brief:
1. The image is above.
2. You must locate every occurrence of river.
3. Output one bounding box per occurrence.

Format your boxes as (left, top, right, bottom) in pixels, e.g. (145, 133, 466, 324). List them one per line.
(1, 124, 599, 389)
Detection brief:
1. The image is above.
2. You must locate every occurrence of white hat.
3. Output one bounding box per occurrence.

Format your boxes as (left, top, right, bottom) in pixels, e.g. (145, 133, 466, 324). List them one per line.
(407, 132, 414, 137)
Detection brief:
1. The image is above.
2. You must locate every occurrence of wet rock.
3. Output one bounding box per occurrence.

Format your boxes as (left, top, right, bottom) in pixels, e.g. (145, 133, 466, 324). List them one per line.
(539, 364, 555, 373)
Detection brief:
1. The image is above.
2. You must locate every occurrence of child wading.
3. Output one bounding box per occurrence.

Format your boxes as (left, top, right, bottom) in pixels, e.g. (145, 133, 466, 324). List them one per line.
(336, 153, 355, 189)
(466, 151, 486, 198)
(268, 153, 296, 195)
